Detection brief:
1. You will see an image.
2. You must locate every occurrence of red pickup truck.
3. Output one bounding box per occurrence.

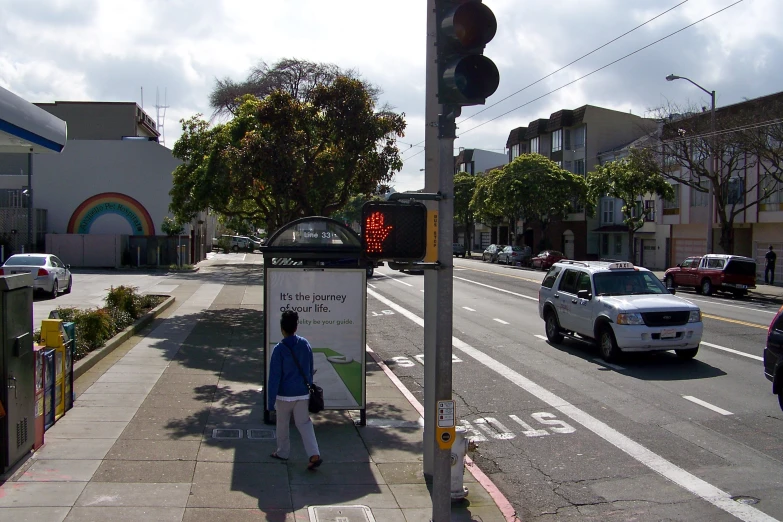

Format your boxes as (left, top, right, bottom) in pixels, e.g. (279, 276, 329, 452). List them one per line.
(663, 254, 757, 297)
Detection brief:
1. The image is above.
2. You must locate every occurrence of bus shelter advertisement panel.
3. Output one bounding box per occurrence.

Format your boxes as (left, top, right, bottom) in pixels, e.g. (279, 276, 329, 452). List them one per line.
(266, 268, 366, 409)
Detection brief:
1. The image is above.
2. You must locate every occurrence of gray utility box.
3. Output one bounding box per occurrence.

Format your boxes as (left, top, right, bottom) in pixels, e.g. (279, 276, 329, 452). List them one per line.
(0, 273, 34, 473)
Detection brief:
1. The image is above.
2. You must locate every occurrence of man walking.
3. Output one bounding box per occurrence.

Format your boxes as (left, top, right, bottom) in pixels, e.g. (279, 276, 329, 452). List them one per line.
(766, 245, 777, 285)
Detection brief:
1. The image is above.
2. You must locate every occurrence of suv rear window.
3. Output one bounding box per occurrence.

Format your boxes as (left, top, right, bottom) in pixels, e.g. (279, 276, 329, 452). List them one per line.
(542, 266, 562, 288)
(724, 260, 756, 276)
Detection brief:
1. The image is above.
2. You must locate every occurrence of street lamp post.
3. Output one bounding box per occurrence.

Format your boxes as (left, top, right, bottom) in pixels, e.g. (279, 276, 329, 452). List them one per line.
(666, 74, 716, 254)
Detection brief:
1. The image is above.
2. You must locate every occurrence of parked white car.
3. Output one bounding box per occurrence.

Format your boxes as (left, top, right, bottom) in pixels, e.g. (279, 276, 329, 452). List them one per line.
(0, 254, 72, 297)
(538, 260, 702, 362)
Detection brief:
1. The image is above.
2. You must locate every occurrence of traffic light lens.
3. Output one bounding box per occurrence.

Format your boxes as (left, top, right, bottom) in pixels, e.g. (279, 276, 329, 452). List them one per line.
(361, 202, 427, 261)
(364, 211, 393, 254)
(449, 55, 500, 99)
(452, 3, 497, 48)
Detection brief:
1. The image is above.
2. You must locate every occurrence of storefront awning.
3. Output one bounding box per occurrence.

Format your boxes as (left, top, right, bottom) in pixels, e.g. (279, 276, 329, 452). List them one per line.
(0, 86, 66, 153)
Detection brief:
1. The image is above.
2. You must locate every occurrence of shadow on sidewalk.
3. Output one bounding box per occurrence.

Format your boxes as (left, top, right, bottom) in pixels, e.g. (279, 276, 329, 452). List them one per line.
(141, 305, 427, 517)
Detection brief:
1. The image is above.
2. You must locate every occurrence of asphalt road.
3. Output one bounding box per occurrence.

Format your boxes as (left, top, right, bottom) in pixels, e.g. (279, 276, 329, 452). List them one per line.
(366, 257, 783, 521)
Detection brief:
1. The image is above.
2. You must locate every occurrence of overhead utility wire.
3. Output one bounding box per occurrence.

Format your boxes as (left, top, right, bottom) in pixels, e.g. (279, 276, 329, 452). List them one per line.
(458, 0, 745, 137)
(401, 0, 690, 160)
(459, 0, 690, 124)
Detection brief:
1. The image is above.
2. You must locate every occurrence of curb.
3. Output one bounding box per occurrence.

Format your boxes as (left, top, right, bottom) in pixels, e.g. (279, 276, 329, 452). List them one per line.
(365, 346, 519, 522)
(73, 295, 176, 381)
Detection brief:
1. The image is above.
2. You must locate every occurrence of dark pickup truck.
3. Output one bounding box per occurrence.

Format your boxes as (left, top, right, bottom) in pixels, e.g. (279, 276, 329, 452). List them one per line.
(663, 254, 757, 297)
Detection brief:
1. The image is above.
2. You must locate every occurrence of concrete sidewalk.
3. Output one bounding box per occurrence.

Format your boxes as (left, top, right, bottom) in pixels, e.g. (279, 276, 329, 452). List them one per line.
(0, 272, 510, 521)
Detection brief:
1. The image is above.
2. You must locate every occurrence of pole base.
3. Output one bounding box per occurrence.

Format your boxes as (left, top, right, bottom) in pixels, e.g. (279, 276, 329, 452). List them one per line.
(451, 486, 469, 502)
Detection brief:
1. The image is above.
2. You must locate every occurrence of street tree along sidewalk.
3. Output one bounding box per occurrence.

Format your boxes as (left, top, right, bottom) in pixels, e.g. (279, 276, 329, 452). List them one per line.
(471, 154, 590, 250)
(586, 148, 673, 263)
(656, 95, 783, 254)
(169, 59, 406, 234)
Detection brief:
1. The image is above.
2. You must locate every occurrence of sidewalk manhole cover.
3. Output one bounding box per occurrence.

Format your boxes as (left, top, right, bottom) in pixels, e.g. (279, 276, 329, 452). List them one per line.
(212, 428, 242, 439)
(308, 505, 375, 522)
(247, 429, 275, 440)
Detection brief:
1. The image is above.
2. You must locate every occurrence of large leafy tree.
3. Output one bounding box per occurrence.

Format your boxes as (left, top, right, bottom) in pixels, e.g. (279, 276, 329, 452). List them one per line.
(480, 154, 589, 250)
(170, 72, 405, 233)
(454, 171, 478, 252)
(587, 148, 673, 262)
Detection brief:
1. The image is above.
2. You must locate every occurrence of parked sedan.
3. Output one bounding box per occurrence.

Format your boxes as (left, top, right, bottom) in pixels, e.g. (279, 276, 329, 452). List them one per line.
(497, 246, 527, 265)
(0, 253, 72, 297)
(482, 244, 506, 263)
(530, 250, 566, 270)
(764, 304, 783, 410)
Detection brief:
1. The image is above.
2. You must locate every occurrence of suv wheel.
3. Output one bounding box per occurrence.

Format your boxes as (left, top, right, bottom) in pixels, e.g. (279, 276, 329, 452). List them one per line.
(664, 275, 675, 289)
(779, 390, 783, 412)
(599, 326, 621, 362)
(701, 278, 713, 296)
(675, 346, 699, 360)
(544, 311, 564, 343)
(231, 245, 239, 252)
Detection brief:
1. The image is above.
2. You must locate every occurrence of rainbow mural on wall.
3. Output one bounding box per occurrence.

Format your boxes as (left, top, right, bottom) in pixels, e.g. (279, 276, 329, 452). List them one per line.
(67, 192, 155, 235)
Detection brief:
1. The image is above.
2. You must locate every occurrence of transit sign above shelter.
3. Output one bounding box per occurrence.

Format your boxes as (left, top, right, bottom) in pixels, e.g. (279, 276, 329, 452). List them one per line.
(0, 86, 67, 154)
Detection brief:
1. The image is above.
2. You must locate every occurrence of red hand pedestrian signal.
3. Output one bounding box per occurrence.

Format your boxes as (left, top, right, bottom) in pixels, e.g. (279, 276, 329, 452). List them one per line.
(364, 211, 393, 254)
(361, 201, 427, 262)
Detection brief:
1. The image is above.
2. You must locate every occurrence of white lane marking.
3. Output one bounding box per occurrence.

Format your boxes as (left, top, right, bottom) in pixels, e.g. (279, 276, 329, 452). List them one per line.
(701, 341, 763, 362)
(678, 295, 777, 315)
(683, 396, 734, 416)
(493, 318, 510, 325)
(474, 417, 516, 440)
(455, 268, 468, 271)
(454, 276, 537, 301)
(463, 306, 476, 312)
(534, 334, 548, 341)
(375, 273, 414, 287)
(366, 287, 778, 522)
(368, 283, 376, 289)
(592, 358, 626, 371)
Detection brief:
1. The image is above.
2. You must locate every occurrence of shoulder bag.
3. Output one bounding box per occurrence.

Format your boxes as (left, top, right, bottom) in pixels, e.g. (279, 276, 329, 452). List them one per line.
(284, 343, 324, 414)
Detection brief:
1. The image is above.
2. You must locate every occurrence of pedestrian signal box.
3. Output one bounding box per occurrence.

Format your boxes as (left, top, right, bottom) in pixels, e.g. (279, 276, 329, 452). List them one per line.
(362, 201, 427, 262)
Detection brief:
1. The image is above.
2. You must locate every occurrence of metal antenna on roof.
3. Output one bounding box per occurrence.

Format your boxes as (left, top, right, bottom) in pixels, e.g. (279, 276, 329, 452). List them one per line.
(155, 88, 169, 148)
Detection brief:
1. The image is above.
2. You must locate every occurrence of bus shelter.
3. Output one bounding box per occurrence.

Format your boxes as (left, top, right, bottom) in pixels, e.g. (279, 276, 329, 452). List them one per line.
(262, 217, 369, 425)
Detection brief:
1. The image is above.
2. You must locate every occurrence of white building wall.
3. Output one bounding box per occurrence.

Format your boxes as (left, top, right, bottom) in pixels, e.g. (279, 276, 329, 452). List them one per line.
(31, 140, 182, 235)
(471, 149, 507, 173)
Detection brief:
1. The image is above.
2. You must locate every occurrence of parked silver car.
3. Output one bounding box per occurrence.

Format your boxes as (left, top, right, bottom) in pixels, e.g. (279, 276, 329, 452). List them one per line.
(0, 254, 72, 297)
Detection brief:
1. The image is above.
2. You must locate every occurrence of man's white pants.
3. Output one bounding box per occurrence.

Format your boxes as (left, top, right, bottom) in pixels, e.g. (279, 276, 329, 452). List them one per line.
(274, 399, 320, 459)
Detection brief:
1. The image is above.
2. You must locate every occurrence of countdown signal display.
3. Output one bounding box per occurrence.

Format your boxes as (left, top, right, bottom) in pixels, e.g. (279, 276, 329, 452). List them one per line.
(361, 201, 427, 262)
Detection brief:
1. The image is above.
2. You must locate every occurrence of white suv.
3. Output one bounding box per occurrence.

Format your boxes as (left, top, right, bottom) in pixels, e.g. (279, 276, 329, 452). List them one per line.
(538, 261, 703, 362)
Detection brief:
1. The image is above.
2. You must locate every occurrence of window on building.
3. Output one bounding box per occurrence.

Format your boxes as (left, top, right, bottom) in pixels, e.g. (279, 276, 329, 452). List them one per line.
(690, 180, 709, 207)
(551, 129, 563, 152)
(601, 234, 609, 256)
(530, 137, 539, 154)
(564, 129, 571, 150)
(614, 234, 623, 255)
(564, 160, 573, 172)
(762, 175, 782, 205)
(644, 200, 655, 221)
(663, 184, 680, 213)
(510, 143, 520, 160)
(555, 161, 562, 167)
(458, 162, 474, 174)
(574, 159, 585, 176)
(727, 177, 744, 205)
(602, 199, 614, 224)
(573, 125, 585, 149)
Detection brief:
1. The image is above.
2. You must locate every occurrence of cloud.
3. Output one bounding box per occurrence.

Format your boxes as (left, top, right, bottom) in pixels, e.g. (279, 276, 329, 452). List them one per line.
(1, 0, 781, 192)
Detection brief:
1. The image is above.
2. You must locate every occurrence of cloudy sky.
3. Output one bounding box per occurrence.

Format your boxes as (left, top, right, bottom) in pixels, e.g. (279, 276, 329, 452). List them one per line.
(1, 0, 781, 192)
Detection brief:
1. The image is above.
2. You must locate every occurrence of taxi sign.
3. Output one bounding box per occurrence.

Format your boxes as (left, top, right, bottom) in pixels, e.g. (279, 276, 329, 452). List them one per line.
(608, 262, 635, 270)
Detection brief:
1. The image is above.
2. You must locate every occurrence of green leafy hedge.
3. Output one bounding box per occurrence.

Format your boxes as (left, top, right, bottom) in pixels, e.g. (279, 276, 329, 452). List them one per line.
(54, 286, 166, 360)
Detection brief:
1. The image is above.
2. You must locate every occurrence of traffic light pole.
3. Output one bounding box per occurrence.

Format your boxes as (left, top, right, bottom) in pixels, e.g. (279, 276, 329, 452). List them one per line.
(423, 0, 441, 482)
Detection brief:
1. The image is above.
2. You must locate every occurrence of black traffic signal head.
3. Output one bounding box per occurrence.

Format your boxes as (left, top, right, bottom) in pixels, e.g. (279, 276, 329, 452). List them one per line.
(362, 201, 427, 262)
(437, 0, 500, 106)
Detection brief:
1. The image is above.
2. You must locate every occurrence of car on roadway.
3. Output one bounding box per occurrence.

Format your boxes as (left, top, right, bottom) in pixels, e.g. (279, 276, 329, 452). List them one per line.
(0, 253, 72, 298)
(530, 250, 566, 270)
(764, 304, 783, 410)
(538, 260, 703, 362)
(482, 244, 505, 263)
(453, 242, 466, 258)
(497, 245, 527, 266)
(663, 254, 757, 298)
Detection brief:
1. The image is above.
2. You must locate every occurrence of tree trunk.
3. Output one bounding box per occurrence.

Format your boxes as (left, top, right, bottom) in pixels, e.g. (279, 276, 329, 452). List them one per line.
(628, 229, 635, 263)
(719, 223, 733, 254)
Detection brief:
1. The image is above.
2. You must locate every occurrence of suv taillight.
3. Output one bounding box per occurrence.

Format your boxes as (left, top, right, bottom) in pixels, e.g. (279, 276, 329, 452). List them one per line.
(37, 268, 49, 277)
(0, 268, 4, 275)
